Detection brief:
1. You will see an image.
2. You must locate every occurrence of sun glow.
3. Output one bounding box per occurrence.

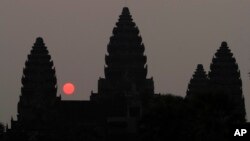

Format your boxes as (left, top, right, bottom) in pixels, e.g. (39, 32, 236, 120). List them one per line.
(63, 82, 75, 95)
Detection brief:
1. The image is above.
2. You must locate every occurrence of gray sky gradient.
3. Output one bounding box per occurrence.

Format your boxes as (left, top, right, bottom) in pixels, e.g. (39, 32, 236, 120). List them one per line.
(1, 0, 250, 124)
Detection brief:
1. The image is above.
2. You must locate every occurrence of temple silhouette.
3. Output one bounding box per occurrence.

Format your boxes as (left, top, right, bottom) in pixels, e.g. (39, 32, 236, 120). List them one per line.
(2, 7, 248, 141)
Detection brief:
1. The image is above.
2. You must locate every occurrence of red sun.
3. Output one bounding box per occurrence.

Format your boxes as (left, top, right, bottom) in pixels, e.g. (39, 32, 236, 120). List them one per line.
(63, 83, 75, 95)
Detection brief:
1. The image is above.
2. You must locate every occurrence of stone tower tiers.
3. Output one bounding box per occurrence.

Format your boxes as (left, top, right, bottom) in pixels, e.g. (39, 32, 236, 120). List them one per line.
(208, 41, 246, 123)
(91, 7, 154, 101)
(186, 64, 208, 99)
(15, 37, 58, 129)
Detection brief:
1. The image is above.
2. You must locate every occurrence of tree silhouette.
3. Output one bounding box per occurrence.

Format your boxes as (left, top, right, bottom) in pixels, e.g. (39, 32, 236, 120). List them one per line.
(0, 123, 4, 140)
(139, 94, 194, 141)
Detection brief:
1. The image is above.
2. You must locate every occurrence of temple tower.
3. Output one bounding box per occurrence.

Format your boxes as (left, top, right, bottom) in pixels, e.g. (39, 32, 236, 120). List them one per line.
(208, 42, 246, 123)
(186, 64, 208, 99)
(90, 7, 154, 138)
(91, 7, 154, 101)
(15, 37, 58, 129)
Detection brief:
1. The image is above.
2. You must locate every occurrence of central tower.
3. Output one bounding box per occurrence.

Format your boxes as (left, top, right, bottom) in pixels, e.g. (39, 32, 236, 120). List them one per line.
(90, 8, 154, 138)
(91, 7, 154, 102)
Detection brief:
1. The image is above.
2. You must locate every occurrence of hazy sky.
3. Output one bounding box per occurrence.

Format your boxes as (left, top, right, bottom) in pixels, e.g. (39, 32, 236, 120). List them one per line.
(1, 0, 250, 124)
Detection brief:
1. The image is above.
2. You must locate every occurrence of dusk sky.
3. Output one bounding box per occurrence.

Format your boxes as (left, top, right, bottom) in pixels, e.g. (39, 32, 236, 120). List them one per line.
(1, 0, 250, 124)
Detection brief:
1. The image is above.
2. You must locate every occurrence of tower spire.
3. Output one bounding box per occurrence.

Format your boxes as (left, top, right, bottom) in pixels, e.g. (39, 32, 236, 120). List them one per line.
(91, 7, 154, 101)
(208, 41, 246, 123)
(105, 6, 147, 81)
(18, 37, 57, 124)
(186, 64, 208, 99)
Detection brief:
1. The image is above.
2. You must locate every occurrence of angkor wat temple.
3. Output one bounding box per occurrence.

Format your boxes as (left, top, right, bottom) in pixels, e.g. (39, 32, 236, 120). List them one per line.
(1, 7, 248, 141)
